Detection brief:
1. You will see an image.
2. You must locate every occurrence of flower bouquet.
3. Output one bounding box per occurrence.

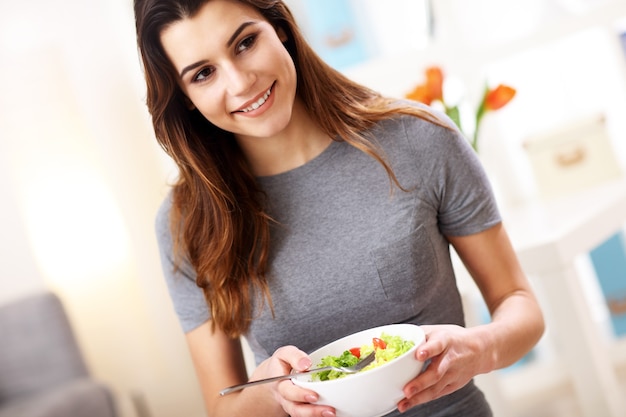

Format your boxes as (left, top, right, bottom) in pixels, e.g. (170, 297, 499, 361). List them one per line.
(406, 66, 516, 152)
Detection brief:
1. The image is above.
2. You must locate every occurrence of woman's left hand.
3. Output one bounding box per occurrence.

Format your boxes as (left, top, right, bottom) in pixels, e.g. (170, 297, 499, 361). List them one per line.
(397, 324, 494, 413)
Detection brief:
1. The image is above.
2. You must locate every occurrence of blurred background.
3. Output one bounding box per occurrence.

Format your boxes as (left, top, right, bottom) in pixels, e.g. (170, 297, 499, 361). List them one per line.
(1, 1, 625, 416)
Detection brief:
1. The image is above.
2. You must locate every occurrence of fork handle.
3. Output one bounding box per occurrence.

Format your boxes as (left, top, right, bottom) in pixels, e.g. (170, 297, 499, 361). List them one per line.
(219, 367, 333, 396)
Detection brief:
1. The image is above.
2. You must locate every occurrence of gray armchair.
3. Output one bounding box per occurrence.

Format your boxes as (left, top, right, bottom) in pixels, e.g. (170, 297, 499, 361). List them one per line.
(0, 291, 118, 417)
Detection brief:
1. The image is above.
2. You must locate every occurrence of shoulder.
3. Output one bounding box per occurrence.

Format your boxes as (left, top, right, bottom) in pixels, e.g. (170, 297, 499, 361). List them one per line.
(156, 191, 173, 232)
(155, 190, 175, 252)
(372, 100, 472, 158)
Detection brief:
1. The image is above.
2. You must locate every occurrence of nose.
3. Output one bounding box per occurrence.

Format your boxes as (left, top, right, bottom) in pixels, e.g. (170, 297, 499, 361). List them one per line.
(224, 62, 255, 96)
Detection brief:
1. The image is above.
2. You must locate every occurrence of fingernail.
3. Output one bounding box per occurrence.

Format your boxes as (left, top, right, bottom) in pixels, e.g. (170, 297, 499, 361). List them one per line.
(305, 394, 318, 403)
(298, 357, 312, 370)
(322, 411, 336, 417)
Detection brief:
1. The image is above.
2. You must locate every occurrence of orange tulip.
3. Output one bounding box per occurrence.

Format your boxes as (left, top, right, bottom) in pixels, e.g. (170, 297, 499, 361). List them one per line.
(406, 65, 517, 152)
(484, 85, 516, 111)
(406, 66, 445, 105)
(425, 66, 444, 102)
(406, 84, 433, 105)
(473, 84, 517, 151)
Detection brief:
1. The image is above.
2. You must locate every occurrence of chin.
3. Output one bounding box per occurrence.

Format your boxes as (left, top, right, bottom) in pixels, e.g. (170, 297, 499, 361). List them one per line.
(249, 113, 294, 138)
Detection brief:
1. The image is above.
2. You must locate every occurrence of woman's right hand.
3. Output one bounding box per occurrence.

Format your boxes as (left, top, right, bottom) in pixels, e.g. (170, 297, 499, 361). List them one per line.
(257, 345, 337, 417)
(186, 322, 336, 417)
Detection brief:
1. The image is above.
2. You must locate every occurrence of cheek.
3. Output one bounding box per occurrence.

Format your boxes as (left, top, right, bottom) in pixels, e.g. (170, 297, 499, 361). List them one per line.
(195, 103, 238, 134)
(197, 109, 231, 131)
(279, 51, 297, 82)
(192, 92, 225, 122)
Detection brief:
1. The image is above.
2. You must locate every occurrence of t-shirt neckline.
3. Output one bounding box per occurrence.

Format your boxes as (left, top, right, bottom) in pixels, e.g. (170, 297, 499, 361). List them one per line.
(256, 139, 343, 186)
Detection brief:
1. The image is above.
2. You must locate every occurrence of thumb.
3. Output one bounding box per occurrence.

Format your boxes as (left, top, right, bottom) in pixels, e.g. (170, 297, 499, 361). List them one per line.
(273, 345, 312, 372)
(415, 325, 440, 362)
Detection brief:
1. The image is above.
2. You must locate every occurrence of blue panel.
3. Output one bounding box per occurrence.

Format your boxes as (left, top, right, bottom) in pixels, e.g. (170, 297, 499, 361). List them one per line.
(590, 231, 626, 337)
(300, 0, 369, 70)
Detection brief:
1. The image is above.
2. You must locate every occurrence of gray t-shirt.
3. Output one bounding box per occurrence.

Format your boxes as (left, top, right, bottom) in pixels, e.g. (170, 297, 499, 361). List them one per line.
(155, 110, 499, 416)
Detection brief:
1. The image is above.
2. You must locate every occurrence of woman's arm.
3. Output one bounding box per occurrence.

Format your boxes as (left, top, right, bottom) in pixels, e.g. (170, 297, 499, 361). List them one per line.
(451, 222, 545, 368)
(398, 222, 545, 412)
(186, 321, 337, 417)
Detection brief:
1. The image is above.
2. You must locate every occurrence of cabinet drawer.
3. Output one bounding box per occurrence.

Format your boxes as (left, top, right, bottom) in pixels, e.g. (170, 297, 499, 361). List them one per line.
(524, 114, 623, 199)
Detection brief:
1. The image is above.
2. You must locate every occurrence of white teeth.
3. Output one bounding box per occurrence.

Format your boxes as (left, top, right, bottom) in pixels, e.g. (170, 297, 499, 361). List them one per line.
(240, 87, 272, 113)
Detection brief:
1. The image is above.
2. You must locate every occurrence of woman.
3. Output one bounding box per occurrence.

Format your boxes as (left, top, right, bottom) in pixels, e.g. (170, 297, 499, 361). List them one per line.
(134, 0, 545, 416)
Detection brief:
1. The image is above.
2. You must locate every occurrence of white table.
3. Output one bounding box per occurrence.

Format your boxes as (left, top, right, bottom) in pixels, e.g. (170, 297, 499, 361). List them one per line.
(502, 178, 626, 417)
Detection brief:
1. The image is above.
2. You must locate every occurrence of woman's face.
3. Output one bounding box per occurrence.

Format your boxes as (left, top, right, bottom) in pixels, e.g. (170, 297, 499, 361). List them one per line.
(160, 0, 298, 140)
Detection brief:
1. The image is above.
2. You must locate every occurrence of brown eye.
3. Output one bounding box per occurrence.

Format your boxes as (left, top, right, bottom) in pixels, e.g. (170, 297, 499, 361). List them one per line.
(193, 67, 214, 83)
(236, 34, 257, 54)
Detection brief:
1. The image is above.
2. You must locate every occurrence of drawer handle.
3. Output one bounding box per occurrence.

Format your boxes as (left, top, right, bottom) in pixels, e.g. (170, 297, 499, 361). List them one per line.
(555, 147, 586, 167)
(607, 297, 626, 315)
(325, 28, 354, 48)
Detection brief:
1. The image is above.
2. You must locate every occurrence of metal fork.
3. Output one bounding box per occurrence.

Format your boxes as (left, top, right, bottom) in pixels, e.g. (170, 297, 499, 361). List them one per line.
(219, 350, 376, 396)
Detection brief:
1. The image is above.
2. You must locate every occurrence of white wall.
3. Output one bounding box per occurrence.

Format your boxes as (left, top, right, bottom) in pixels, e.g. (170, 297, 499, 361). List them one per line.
(0, 145, 46, 300)
(0, 1, 203, 416)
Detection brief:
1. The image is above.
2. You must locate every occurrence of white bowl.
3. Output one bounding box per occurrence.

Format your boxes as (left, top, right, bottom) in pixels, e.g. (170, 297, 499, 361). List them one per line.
(292, 324, 425, 417)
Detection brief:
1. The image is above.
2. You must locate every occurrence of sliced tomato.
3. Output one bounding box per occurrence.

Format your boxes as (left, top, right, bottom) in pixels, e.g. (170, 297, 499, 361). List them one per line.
(372, 337, 387, 350)
(349, 347, 361, 358)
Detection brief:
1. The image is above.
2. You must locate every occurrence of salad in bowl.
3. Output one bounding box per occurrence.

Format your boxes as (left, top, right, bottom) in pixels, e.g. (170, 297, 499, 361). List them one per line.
(293, 324, 425, 417)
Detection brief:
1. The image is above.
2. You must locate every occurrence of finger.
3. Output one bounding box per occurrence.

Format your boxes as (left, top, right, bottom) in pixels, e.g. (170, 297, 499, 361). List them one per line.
(415, 332, 447, 362)
(273, 345, 313, 372)
(283, 401, 337, 417)
(404, 375, 467, 412)
(278, 381, 337, 417)
(398, 382, 453, 413)
(278, 379, 319, 404)
(402, 355, 447, 398)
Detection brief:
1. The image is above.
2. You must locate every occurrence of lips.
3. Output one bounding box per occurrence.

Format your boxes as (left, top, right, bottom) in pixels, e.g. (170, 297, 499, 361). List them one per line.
(234, 83, 274, 113)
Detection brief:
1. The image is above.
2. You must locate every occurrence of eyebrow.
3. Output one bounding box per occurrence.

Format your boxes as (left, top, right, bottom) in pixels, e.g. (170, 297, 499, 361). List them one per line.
(227, 21, 255, 48)
(179, 21, 257, 80)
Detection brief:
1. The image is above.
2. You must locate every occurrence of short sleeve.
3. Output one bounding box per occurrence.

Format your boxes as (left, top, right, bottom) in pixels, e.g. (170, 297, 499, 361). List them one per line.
(155, 193, 210, 333)
(402, 113, 502, 237)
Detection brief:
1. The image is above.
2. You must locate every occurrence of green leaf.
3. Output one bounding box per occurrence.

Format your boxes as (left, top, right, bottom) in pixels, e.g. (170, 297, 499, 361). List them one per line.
(312, 350, 359, 381)
(445, 105, 462, 131)
(472, 84, 490, 153)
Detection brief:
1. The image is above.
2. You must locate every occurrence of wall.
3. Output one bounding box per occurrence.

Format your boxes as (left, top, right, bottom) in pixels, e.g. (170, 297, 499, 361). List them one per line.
(0, 145, 45, 301)
(0, 1, 203, 416)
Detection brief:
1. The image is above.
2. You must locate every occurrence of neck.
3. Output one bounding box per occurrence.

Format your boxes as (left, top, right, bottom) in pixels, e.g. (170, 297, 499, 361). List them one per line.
(235, 99, 332, 176)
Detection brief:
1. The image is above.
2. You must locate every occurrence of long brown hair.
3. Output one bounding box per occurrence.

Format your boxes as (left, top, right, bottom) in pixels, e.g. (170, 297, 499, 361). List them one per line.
(134, 0, 446, 338)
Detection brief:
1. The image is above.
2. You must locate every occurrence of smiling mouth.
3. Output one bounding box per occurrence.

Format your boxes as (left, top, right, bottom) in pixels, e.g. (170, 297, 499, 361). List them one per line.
(235, 84, 273, 113)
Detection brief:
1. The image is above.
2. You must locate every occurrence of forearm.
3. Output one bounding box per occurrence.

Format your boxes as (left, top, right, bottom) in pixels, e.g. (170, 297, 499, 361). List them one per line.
(186, 325, 289, 417)
(448, 223, 546, 373)
(192, 336, 321, 417)
(473, 289, 545, 373)
(399, 295, 544, 412)
(207, 385, 288, 417)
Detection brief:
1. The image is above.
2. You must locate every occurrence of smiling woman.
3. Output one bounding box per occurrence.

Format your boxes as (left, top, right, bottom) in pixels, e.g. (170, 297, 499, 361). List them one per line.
(134, 1, 544, 417)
